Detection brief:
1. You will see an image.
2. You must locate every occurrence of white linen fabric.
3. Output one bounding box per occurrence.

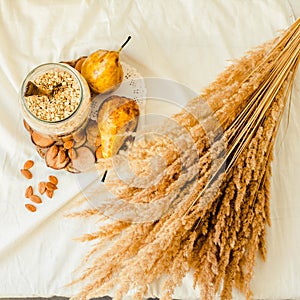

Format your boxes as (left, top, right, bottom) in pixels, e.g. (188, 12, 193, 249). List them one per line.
(0, 0, 299, 299)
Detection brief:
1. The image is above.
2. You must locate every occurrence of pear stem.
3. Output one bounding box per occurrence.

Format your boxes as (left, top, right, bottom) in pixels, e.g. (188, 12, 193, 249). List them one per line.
(118, 36, 131, 52)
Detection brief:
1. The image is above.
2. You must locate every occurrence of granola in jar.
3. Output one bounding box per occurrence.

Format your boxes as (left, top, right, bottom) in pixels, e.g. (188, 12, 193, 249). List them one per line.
(20, 63, 91, 138)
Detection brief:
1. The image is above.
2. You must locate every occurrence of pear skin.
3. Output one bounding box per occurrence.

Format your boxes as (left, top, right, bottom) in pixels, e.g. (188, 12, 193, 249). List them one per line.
(81, 50, 123, 94)
(97, 96, 139, 158)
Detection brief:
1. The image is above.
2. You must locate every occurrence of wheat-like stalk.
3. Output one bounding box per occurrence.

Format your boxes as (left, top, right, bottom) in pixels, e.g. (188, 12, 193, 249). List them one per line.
(69, 18, 300, 300)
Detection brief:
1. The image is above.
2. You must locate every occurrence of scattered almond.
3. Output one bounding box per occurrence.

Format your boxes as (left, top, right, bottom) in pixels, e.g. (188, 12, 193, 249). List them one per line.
(25, 186, 33, 198)
(64, 140, 74, 150)
(38, 181, 46, 194)
(46, 182, 57, 190)
(49, 175, 58, 185)
(25, 203, 36, 212)
(20, 169, 32, 179)
(30, 194, 42, 204)
(24, 160, 34, 169)
(46, 189, 54, 198)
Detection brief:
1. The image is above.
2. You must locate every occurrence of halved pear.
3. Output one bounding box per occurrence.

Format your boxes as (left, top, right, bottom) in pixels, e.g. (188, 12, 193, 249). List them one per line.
(97, 95, 139, 158)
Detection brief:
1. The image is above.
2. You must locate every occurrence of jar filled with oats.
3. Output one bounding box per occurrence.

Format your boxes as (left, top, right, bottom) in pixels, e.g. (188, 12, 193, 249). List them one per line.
(19, 63, 91, 138)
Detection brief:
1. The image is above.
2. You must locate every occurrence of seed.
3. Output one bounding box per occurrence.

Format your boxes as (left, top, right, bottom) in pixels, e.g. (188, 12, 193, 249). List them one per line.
(46, 189, 54, 198)
(57, 148, 67, 164)
(48, 145, 59, 158)
(25, 203, 36, 212)
(24, 160, 34, 169)
(49, 175, 58, 185)
(25, 186, 33, 198)
(64, 140, 74, 149)
(46, 182, 57, 190)
(38, 182, 46, 194)
(30, 194, 42, 204)
(20, 169, 32, 179)
(68, 148, 77, 160)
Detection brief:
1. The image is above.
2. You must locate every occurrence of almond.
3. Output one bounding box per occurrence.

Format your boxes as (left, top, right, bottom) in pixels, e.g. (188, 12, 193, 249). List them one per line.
(46, 189, 54, 198)
(23, 119, 32, 132)
(25, 203, 36, 212)
(31, 131, 55, 148)
(46, 182, 57, 190)
(49, 175, 58, 185)
(30, 194, 42, 204)
(57, 148, 67, 164)
(38, 182, 46, 194)
(68, 148, 77, 160)
(20, 169, 32, 179)
(25, 186, 33, 198)
(24, 160, 34, 169)
(45, 146, 69, 170)
(72, 147, 95, 172)
(64, 140, 74, 150)
(47, 145, 59, 158)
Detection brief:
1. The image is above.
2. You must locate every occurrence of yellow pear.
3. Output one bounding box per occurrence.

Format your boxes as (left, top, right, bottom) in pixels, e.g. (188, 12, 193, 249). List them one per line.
(97, 95, 139, 158)
(81, 36, 131, 94)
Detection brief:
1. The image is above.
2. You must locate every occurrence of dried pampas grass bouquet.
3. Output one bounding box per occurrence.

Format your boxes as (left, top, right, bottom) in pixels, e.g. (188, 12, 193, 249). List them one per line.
(69, 17, 300, 300)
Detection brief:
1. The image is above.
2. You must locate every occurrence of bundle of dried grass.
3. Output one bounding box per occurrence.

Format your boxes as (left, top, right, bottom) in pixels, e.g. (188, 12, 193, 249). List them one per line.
(70, 18, 300, 300)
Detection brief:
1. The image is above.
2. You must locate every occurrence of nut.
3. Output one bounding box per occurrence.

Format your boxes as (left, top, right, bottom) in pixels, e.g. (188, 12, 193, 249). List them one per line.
(25, 186, 33, 198)
(86, 120, 101, 147)
(20, 169, 32, 179)
(46, 182, 57, 191)
(49, 175, 58, 185)
(45, 145, 69, 170)
(38, 182, 47, 194)
(46, 189, 54, 199)
(72, 146, 95, 172)
(57, 148, 67, 164)
(30, 194, 42, 204)
(63, 140, 74, 150)
(25, 203, 37, 212)
(24, 160, 34, 169)
(68, 148, 77, 160)
(31, 131, 55, 148)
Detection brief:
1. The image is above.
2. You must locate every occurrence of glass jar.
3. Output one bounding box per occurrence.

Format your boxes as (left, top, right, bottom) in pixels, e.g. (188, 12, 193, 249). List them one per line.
(19, 62, 91, 139)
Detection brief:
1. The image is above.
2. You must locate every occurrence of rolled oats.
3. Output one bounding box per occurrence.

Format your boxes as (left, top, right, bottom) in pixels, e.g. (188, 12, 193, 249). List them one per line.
(25, 70, 80, 122)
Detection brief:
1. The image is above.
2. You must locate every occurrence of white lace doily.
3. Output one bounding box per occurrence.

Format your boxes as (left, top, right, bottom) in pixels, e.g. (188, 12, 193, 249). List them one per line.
(89, 62, 146, 121)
